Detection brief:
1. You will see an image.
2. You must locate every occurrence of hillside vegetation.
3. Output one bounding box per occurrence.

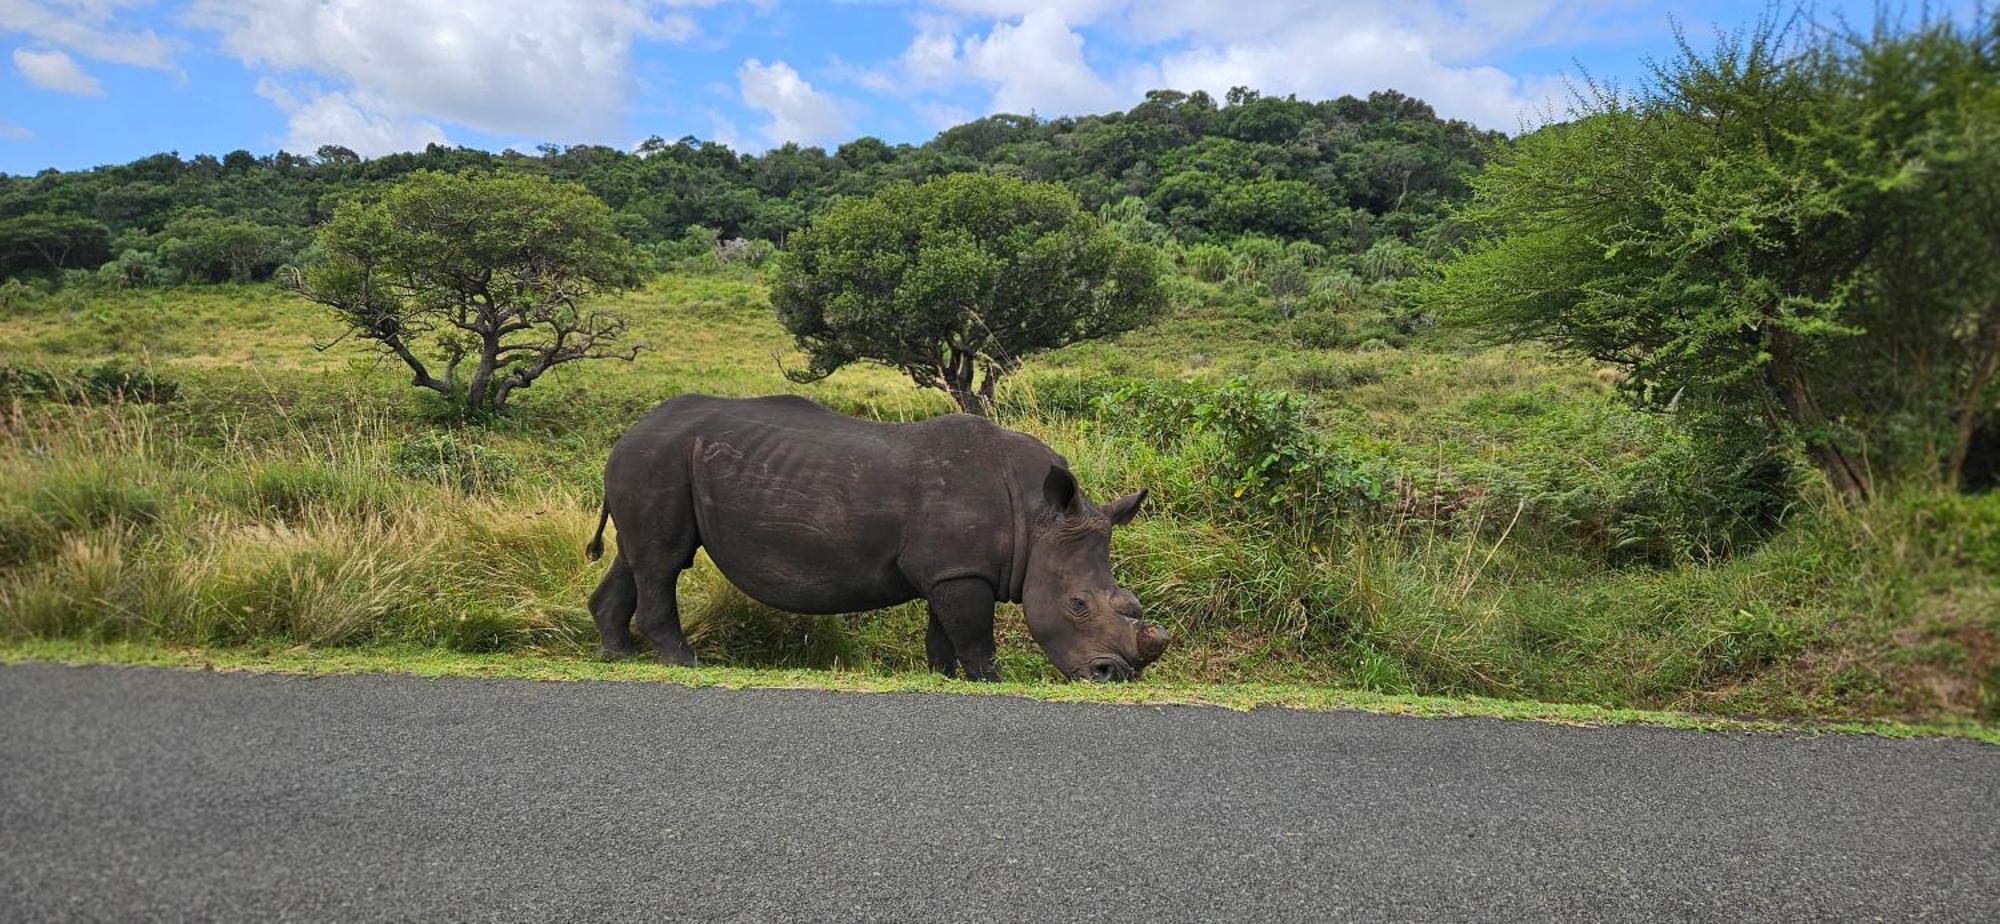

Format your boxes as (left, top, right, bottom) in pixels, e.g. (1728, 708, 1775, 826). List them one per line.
(2, 13, 1996, 725)
(3, 263, 1994, 722)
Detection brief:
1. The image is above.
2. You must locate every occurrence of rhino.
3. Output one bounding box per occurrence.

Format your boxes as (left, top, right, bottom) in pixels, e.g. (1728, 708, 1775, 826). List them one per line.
(586, 394, 1170, 682)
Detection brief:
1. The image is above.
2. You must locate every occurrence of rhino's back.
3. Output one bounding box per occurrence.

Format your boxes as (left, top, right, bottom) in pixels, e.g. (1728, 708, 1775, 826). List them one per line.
(618, 394, 1045, 612)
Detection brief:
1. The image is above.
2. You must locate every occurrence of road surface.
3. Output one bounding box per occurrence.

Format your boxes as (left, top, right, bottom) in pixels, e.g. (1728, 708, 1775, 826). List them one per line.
(2, 662, 1995, 922)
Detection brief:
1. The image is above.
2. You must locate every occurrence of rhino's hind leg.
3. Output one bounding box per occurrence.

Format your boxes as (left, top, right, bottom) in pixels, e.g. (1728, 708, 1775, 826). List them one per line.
(929, 578, 1000, 681)
(627, 551, 697, 667)
(925, 611, 958, 679)
(590, 555, 641, 659)
(610, 488, 701, 668)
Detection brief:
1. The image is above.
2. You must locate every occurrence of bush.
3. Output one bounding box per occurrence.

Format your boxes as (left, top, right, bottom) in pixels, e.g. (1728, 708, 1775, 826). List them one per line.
(0, 277, 37, 309)
(994, 371, 1134, 419)
(1289, 309, 1349, 349)
(1358, 239, 1419, 282)
(713, 237, 775, 266)
(1095, 377, 1383, 522)
(1184, 244, 1233, 283)
(1303, 272, 1379, 315)
(1283, 354, 1385, 392)
(390, 432, 517, 491)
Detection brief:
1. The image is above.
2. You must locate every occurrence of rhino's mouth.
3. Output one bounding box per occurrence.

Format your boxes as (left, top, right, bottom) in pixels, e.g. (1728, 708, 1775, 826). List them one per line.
(1077, 655, 1137, 683)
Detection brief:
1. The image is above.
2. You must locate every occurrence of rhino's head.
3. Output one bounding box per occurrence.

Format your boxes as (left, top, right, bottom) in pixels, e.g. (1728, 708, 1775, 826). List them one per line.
(1021, 467, 1171, 682)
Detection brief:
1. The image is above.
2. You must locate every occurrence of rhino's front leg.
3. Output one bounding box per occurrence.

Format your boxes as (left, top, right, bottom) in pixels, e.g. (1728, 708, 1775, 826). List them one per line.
(925, 611, 959, 679)
(928, 577, 1000, 681)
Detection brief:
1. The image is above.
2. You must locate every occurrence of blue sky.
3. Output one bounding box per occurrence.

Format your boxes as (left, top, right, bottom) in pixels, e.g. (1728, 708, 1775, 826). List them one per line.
(0, 1, 1939, 174)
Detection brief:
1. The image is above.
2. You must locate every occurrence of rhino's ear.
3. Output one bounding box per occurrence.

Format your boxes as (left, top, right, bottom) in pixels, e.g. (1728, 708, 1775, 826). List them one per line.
(1042, 466, 1084, 517)
(1104, 488, 1147, 526)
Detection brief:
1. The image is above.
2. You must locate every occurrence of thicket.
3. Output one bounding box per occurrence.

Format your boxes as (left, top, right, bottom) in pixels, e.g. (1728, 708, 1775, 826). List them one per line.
(0, 88, 1488, 288)
(1426, 12, 2000, 496)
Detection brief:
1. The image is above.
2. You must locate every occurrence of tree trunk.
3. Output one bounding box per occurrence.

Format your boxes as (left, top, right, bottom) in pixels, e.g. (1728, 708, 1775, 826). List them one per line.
(1767, 331, 1870, 500)
(464, 331, 500, 417)
(1946, 307, 2000, 489)
(941, 345, 988, 416)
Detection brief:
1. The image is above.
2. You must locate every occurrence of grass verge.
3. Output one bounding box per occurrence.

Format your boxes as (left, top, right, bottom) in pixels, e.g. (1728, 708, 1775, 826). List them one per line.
(5, 639, 1993, 745)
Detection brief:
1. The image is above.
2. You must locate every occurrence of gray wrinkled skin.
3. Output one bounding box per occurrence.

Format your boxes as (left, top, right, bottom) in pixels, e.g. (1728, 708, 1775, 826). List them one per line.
(588, 394, 1170, 682)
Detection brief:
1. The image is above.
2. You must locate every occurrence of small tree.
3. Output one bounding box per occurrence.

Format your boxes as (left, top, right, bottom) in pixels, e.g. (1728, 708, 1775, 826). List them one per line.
(0, 213, 112, 277)
(772, 173, 1163, 414)
(292, 170, 642, 417)
(1426, 10, 2000, 497)
(158, 208, 292, 283)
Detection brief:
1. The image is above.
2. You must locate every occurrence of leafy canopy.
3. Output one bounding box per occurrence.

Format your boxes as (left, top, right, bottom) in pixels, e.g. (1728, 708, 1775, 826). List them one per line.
(771, 172, 1164, 413)
(294, 170, 642, 416)
(1426, 10, 2000, 494)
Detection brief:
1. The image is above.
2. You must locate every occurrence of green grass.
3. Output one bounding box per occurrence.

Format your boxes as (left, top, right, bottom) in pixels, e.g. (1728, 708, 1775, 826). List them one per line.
(7, 638, 1994, 745)
(2, 267, 1994, 728)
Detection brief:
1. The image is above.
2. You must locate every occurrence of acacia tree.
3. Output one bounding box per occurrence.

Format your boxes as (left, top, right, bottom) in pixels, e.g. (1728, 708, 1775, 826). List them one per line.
(771, 173, 1163, 414)
(0, 213, 112, 275)
(1427, 10, 1999, 497)
(292, 170, 642, 416)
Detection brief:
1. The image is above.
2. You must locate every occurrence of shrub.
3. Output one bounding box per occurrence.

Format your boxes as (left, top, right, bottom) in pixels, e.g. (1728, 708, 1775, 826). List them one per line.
(713, 237, 775, 266)
(1184, 243, 1233, 283)
(1096, 377, 1383, 522)
(1358, 239, 1420, 282)
(390, 431, 517, 491)
(1283, 354, 1385, 392)
(1289, 310, 1349, 350)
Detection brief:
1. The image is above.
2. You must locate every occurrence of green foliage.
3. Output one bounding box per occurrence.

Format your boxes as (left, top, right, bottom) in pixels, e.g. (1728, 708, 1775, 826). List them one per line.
(0, 278, 1995, 723)
(0, 362, 179, 404)
(0, 213, 112, 277)
(293, 170, 642, 417)
(1428, 10, 2000, 495)
(3, 87, 1493, 287)
(390, 431, 518, 491)
(1097, 377, 1382, 521)
(0, 459, 161, 567)
(773, 173, 1164, 413)
(1289, 310, 1349, 350)
(152, 208, 297, 283)
(1182, 243, 1233, 282)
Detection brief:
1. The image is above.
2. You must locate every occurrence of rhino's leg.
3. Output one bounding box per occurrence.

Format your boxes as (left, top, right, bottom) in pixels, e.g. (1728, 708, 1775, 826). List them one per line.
(616, 499, 701, 668)
(929, 577, 999, 682)
(925, 611, 958, 678)
(630, 563, 696, 667)
(590, 554, 641, 659)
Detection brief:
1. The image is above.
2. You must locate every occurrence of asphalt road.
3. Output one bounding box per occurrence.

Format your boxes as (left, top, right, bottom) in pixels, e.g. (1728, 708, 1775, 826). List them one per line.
(2, 663, 1995, 923)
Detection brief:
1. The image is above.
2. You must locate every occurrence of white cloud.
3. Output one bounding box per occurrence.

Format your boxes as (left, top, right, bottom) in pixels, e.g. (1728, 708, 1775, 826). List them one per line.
(1142, 24, 1531, 128)
(0, 0, 178, 70)
(959, 9, 1117, 115)
(738, 58, 850, 147)
(1126, 0, 1589, 128)
(924, 0, 1125, 21)
(13, 46, 103, 95)
(912, 100, 971, 130)
(0, 122, 32, 140)
(256, 79, 448, 157)
(880, 0, 1616, 131)
(900, 30, 959, 84)
(867, 9, 1116, 118)
(191, 0, 710, 141)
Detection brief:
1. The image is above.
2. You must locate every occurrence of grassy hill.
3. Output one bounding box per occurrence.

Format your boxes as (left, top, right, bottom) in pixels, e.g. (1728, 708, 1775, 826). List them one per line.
(3, 260, 1994, 725)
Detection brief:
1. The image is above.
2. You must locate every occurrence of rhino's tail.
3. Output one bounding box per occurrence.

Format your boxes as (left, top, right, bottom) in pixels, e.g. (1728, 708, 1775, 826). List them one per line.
(586, 506, 610, 561)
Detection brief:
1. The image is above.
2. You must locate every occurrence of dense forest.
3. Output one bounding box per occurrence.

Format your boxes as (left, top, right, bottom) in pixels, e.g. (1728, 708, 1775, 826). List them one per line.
(0, 88, 1493, 286)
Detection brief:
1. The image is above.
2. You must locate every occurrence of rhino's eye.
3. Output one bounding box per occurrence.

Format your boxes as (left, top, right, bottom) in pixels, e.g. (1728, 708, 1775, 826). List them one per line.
(1066, 596, 1089, 618)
